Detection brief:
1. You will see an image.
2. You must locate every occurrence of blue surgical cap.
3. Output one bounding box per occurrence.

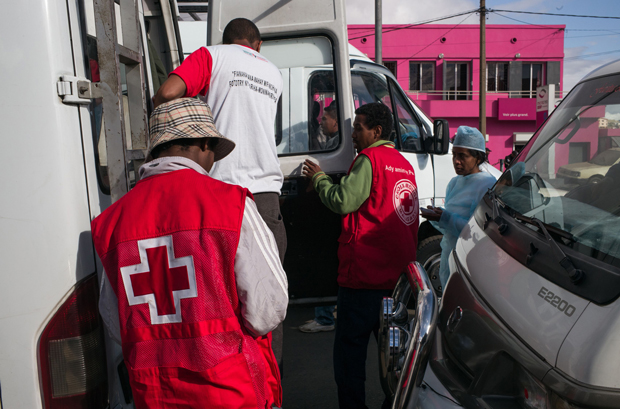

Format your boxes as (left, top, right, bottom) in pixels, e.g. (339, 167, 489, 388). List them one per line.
(453, 126, 485, 153)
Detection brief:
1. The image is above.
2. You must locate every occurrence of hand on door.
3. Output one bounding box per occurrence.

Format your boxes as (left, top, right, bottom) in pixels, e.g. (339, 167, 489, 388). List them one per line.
(302, 159, 323, 180)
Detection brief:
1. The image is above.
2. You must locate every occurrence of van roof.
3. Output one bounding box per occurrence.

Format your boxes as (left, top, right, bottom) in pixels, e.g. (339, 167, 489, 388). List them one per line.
(581, 58, 620, 83)
(348, 44, 372, 62)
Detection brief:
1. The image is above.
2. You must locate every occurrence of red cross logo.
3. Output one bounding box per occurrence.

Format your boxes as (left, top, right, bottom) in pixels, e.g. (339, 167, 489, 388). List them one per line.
(393, 179, 418, 226)
(401, 192, 414, 214)
(120, 236, 197, 325)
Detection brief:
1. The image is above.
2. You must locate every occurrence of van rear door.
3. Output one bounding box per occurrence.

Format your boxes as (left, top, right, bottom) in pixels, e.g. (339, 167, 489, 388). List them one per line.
(65, 1, 184, 407)
(208, 0, 353, 302)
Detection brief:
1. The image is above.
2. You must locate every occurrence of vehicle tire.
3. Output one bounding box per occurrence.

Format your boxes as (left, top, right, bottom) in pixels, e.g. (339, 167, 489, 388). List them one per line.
(417, 235, 443, 297)
(588, 175, 604, 184)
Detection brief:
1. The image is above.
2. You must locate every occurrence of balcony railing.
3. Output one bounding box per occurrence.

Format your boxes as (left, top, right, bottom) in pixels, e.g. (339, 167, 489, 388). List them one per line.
(406, 89, 567, 100)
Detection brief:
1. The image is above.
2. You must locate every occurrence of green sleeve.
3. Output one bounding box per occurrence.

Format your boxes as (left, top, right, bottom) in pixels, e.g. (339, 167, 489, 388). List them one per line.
(312, 156, 373, 215)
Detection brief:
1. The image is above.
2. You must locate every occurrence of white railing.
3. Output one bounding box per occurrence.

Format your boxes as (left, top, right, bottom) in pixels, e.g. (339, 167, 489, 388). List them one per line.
(406, 89, 567, 100)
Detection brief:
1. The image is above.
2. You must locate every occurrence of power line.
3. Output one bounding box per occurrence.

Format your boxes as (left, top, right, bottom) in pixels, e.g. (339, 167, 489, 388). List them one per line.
(486, 11, 620, 40)
(407, 13, 473, 59)
(490, 9, 620, 20)
(490, 10, 552, 28)
(348, 9, 479, 40)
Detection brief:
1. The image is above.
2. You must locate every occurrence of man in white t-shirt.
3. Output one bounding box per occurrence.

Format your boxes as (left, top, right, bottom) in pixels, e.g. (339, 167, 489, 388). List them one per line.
(153, 17, 287, 378)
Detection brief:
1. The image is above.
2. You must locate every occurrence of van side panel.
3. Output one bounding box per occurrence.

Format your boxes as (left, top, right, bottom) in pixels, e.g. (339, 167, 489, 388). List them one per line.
(0, 0, 96, 406)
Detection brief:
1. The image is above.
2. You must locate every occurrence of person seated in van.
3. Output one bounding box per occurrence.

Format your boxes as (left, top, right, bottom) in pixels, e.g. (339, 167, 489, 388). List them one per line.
(302, 102, 419, 409)
(421, 126, 496, 288)
(91, 99, 288, 409)
(310, 102, 339, 151)
(309, 100, 322, 150)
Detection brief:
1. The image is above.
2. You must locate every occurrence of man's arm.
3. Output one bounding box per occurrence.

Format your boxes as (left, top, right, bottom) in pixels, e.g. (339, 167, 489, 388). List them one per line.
(153, 74, 187, 108)
(235, 197, 288, 337)
(152, 47, 213, 107)
(309, 156, 373, 215)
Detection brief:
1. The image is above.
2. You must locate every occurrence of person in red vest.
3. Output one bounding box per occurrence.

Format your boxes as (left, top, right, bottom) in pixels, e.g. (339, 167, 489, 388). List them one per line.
(92, 98, 288, 409)
(303, 102, 419, 409)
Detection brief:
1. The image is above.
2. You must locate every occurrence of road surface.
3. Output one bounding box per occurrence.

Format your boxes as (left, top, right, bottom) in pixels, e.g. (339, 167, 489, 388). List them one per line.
(282, 305, 385, 409)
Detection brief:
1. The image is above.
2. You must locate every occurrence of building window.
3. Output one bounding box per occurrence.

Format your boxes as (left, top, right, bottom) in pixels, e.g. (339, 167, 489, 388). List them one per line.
(522, 63, 544, 98)
(409, 62, 435, 91)
(383, 61, 397, 77)
(487, 62, 508, 92)
(445, 62, 469, 100)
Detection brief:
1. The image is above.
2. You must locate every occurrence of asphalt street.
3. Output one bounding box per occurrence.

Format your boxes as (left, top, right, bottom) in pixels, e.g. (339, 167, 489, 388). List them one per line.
(281, 305, 385, 409)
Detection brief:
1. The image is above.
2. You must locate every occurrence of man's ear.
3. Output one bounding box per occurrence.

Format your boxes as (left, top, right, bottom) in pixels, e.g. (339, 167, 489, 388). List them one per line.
(374, 125, 383, 140)
(256, 40, 263, 53)
(199, 138, 209, 152)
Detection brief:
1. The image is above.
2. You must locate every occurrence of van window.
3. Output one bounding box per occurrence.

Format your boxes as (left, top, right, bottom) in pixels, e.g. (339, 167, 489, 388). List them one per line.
(308, 71, 338, 152)
(389, 79, 423, 153)
(351, 72, 400, 142)
(261, 36, 340, 155)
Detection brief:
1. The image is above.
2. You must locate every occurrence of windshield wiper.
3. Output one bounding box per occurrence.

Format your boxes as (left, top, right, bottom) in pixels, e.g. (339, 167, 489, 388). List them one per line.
(485, 190, 509, 234)
(487, 191, 583, 284)
(529, 218, 584, 284)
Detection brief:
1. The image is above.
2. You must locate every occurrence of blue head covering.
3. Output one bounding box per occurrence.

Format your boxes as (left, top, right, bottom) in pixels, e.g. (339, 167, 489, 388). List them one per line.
(453, 126, 485, 153)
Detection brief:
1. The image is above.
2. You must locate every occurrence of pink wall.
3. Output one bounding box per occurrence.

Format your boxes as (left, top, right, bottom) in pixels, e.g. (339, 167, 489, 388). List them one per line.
(348, 24, 565, 168)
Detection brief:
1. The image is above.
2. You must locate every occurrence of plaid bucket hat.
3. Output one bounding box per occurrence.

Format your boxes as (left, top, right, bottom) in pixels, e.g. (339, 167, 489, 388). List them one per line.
(147, 98, 235, 161)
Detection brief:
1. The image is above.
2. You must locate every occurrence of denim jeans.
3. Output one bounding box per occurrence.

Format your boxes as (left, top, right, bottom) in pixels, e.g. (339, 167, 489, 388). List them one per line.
(333, 286, 393, 409)
(315, 305, 336, 326)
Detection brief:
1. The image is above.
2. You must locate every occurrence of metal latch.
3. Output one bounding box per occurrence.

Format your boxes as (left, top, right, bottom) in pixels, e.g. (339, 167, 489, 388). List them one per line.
(57, 75, 100, 105)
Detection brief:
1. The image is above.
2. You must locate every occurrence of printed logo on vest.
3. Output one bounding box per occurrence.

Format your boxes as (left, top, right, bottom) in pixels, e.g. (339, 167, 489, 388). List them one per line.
(120, 235, 197, 325)
(393, 179, 418, 226)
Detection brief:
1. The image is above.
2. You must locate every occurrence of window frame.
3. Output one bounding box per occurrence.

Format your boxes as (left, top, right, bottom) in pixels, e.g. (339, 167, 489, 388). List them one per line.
(409, 61, 435, 92)
(266, 34, 342, 158)
(306, 70, 339, 154)
(521, 62, 546, 98)
(486, 61, 509, 92)
(444, 61, 470, 100)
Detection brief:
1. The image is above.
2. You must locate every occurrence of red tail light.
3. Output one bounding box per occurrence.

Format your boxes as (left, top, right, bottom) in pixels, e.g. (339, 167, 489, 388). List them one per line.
(38, 273, 108, 409)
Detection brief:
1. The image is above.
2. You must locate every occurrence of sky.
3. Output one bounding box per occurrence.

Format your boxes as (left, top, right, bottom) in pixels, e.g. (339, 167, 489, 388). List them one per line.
(345, 0, 620, 92)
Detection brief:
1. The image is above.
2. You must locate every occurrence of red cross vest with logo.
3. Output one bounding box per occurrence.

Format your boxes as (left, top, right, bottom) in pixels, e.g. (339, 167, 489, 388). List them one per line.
(91, 169, 281, 409)
(337, 145, 419, 289)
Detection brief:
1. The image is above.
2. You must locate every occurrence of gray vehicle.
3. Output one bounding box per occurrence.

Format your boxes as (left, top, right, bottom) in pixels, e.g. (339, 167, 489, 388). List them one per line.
(380, 59, 620, 408)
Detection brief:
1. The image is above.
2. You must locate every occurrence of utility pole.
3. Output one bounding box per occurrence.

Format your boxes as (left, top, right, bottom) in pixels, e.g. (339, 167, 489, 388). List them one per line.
(479, 0, 486, 135)
(375, 0, 382, 65)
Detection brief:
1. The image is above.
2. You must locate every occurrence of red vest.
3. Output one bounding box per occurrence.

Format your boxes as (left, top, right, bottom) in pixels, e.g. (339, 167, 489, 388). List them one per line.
(337, 145, 419, 289)
(91, 169, 281, 409)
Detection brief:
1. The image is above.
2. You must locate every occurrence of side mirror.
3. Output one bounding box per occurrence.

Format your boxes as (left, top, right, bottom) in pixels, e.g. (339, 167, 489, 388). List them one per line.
(432, 119, 450, 155)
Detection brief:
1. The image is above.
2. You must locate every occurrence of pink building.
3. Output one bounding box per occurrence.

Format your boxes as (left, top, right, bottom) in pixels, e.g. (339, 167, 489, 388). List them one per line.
(348, 24, 565, 168)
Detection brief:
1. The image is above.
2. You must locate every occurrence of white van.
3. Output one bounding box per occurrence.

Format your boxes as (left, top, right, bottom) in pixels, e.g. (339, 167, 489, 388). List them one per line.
(180, 16, 456, 300)
(0, 0, 452, 407)
(0, 0, 183, 407)
(380, 59, 620, 408)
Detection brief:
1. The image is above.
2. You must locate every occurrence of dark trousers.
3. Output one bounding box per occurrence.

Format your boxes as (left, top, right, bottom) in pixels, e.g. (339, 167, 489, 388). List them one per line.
(334, 286, 393, 409)
(253, 192, 287, 375)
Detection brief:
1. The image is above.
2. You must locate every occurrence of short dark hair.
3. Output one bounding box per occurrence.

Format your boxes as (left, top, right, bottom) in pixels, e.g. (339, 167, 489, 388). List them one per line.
(150, 137, 218, 159)
(324, 103, 337, 119)
(223, 18, 260, 45)
(355, 103, 393, 140)
(469, 149, 486, 166)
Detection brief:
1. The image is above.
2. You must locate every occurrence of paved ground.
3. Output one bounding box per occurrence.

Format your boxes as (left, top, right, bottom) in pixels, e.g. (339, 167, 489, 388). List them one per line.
(281, 305, 385, 409)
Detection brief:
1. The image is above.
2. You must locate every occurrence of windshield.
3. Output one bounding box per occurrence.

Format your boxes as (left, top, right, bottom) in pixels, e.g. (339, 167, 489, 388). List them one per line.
(495, 73, 620, 266)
